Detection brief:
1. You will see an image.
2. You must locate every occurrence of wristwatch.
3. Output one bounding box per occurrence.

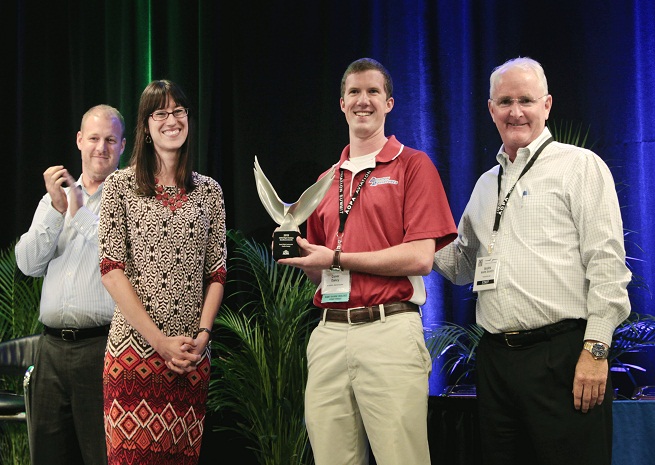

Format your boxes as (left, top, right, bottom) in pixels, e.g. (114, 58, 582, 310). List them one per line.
(583, 341, 609, 360)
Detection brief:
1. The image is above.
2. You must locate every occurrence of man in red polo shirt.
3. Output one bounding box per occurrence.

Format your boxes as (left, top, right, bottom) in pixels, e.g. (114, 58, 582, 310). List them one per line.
(278, 57, 457, 465)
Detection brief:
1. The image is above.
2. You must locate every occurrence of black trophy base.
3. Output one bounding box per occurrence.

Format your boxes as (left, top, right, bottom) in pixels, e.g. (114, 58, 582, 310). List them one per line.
(273, 230, 300, 260)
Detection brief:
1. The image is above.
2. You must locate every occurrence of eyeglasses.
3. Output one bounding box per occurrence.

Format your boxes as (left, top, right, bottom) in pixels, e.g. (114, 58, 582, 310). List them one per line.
(149, 107, 189, 121)
(490, 95, 547, 108)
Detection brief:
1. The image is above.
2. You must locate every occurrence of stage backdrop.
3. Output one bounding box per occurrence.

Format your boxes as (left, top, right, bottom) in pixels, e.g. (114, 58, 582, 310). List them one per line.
(6, 0, 654, 396)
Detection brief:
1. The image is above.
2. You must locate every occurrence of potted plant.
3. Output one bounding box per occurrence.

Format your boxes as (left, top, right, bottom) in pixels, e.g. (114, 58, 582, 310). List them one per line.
(207, 230, 318, 465)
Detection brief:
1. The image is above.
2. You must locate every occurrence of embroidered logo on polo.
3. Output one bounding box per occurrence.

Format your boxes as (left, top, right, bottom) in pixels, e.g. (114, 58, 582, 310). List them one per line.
(368, 176, 398, 186)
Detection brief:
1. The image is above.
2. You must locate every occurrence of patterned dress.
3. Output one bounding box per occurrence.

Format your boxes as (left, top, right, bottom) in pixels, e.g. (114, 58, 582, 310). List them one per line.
(98, 167, 226, 465)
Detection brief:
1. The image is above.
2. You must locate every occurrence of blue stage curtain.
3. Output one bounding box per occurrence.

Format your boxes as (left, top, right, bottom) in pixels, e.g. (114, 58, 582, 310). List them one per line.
(366, 0, 655, 394)
(7, 0, 654, 396)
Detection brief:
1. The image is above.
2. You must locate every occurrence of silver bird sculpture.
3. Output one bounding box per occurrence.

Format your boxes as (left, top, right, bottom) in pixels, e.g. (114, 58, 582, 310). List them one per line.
(254, 156, 336, 232)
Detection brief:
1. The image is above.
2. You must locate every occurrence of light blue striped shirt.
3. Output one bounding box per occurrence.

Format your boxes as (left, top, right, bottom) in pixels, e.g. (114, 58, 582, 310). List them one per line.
(15, 176, 114, 328)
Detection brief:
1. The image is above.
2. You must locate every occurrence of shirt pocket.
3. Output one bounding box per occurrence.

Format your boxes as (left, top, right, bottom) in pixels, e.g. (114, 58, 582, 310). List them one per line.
(510, 192, 572, 245)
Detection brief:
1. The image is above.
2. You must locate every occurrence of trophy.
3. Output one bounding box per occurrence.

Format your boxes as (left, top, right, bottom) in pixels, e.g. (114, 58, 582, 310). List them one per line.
(254, 156, 336, 260)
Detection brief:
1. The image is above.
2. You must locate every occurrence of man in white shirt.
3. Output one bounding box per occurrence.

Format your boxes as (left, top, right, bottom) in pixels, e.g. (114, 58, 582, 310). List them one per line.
(433, 57, 631, 465)
(15, 104, 125, 465)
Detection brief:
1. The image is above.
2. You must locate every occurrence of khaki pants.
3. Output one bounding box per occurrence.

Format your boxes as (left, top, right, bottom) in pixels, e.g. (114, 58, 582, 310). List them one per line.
(305, 311, 432, 465)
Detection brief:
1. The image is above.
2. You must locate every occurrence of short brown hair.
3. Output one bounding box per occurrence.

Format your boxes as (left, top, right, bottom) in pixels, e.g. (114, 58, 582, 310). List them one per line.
(340, 58, 393, 99)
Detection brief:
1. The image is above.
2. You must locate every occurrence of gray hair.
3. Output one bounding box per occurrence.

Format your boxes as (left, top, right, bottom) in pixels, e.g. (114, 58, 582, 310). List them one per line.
(489, 57, 548, 99)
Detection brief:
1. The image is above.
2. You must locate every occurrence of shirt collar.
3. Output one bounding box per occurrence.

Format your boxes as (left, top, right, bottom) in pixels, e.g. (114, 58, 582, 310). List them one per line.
(496, 127, 553, 168)
(75, 174, 106, 198)
(337, 135, 404, 169)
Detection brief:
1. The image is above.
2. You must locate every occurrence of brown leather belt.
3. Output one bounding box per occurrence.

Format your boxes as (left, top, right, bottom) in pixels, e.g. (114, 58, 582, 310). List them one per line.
(323, 302, 419, 324)
(44, 324, 110, 341)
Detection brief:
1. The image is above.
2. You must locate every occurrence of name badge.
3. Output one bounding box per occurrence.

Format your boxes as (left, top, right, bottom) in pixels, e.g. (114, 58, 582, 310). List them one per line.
(473, 257, 500, 292)
(320, 269, 351, 303)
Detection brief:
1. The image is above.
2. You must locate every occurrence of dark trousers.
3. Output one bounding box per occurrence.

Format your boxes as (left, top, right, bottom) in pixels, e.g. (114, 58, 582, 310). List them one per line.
(29, 333, 108, 465)
(476, 323, 613, 465)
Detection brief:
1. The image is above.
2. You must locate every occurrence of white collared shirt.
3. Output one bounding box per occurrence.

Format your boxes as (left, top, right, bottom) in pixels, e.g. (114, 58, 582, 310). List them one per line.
(15, 176, 114, 328)
(434, 128, 631, 344)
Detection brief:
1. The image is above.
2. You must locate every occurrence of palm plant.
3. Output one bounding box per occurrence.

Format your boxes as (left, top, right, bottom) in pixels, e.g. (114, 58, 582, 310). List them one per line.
(0, 240, 43, 465)
(547, 119, 593, 149)
(611, 313, 655, 360)
(0, 241, 43, 341)
(207, 229, 318, 465)
(425, 322, 482, 388)
(609, 313, 655, 390)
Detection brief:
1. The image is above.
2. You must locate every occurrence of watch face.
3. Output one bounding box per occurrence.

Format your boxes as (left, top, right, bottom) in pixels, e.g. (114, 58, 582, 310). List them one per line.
(592, 343, 608, 359)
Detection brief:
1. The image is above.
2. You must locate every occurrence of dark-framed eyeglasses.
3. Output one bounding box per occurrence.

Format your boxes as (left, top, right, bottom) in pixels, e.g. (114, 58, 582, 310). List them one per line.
(490, 95, 548, 108)
(150, 107, 189, 121)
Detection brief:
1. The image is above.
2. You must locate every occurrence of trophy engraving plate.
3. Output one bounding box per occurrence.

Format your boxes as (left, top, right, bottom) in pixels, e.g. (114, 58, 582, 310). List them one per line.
(273, 230, 301, 259)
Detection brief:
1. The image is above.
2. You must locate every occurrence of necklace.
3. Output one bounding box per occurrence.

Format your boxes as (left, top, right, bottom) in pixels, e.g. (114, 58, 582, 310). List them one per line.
(154, 178, 188, 211)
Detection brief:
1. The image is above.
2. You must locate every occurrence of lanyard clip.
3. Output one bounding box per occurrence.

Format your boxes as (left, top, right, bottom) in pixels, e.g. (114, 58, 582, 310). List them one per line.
(487, 232, 497, 255)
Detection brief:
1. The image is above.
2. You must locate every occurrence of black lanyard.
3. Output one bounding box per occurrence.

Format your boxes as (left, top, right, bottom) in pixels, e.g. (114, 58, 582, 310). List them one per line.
(336, 168, 373, 248)
(338, 167, 372, 233)
(493, 137, 553, 233)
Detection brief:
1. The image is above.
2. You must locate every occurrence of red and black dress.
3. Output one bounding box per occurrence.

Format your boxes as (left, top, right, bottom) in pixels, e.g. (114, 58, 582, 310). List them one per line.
(99, 167, 226, 465)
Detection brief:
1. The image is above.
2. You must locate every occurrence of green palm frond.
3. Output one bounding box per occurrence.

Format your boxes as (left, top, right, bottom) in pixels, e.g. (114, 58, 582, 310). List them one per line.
(611, 313, 655, 361)
(425, 322, 483, 385)
(0, 240, 42, 464)
(208, 230, 318, 465)
(0, 241, 43, 341)
(547, 119, 593, 148)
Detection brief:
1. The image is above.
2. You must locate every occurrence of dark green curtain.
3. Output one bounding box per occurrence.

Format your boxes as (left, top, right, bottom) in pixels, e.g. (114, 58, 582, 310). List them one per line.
(7, 0, 654, 402)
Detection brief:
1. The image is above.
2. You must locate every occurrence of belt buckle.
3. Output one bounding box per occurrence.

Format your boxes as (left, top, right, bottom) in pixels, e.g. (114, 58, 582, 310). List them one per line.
(503, 331, 521, 348)
(61, 329, 78, 341)
(346, 307, 366, 325)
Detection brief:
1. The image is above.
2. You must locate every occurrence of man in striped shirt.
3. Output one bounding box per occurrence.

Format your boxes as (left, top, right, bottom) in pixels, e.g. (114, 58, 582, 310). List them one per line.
(15, 104, 125, 465)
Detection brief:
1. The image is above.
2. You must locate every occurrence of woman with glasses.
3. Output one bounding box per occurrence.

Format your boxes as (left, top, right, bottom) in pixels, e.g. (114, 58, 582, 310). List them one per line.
(98, 80, 226, 465)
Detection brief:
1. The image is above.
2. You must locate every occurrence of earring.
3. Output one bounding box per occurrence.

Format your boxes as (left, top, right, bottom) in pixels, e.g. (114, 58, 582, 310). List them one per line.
(145, 134, 152, 144)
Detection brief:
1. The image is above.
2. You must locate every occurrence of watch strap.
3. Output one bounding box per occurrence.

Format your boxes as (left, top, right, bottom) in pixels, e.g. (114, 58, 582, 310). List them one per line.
(196, 327, 213, 341)
(330, 249, 342, 271)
